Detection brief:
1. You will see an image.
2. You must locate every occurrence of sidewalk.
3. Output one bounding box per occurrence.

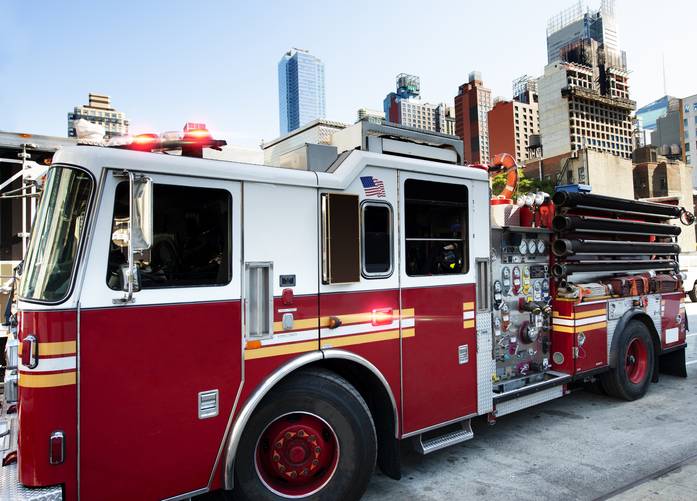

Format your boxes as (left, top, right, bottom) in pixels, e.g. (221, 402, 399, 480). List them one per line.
(609, 457, 697, 500)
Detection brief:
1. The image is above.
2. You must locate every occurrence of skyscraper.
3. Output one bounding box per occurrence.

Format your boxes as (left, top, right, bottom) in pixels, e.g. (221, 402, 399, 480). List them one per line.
(454, 71, 492, 163)
(546, 0, 624, 68)
(278, 48, 326, 135)
(67, 93, 129, 139)
(636, 95, 680, 133)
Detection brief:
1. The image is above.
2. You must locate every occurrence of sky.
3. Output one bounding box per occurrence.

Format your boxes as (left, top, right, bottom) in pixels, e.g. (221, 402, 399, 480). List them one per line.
(1, 0, 696, 148)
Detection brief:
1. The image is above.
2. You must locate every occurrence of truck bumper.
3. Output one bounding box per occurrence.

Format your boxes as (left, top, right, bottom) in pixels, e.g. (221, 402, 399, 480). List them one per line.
(0, 462, 62, 500)
(0, 375, 63, 501)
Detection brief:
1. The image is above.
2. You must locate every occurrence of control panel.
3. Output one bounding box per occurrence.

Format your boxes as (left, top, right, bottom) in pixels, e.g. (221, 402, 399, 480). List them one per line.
(491, 228, 552, 392)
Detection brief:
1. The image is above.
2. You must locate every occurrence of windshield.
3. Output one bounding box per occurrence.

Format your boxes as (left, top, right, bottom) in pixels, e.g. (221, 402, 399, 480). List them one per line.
(19, 166, 93, 302)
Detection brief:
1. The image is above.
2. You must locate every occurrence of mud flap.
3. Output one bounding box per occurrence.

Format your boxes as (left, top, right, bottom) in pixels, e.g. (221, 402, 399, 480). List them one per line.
(659, 346, 687, 378)
(377, 434, 401, 480)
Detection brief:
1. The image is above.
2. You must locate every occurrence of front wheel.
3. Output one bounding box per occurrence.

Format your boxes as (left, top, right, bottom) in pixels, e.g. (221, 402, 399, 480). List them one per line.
(233, 368, 377, 501)
(601, 320, 655, 401)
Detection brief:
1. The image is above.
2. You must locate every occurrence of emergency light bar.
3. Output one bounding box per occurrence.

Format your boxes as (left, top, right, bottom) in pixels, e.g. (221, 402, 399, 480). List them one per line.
(74, 119, 227, 158)
(117, 128, 227, 158)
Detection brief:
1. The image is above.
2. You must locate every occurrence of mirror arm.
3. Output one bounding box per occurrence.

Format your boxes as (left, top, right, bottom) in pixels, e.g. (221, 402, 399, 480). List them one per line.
(113, 171, 136, 305)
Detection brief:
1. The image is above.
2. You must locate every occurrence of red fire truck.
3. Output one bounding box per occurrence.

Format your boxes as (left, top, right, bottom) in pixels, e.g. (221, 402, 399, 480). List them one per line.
(0, 122, 690, 500)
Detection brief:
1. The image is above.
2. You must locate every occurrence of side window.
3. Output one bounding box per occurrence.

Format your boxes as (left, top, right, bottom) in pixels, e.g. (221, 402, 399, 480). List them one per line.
(362, 202, 393, 277)
(107, 182, 231, 289)
(404, 179, 468, 276)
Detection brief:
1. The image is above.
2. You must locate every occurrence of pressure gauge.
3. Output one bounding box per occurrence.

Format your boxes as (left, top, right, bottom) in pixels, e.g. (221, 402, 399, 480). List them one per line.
(536, 239, 546, 254)
(518, 239, 528, 255)
(528, 239, 537, 254)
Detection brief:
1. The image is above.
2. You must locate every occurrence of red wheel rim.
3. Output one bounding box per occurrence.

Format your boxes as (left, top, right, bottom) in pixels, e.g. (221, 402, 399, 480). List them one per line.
(625, 337, 648, 384)
(255, 412, 340, 498)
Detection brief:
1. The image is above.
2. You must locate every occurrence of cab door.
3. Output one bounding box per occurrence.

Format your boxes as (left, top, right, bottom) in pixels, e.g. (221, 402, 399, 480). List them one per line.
(400, 173, 484, 434)
(318, 167, 401, 418)
(78, 170, 242, 500)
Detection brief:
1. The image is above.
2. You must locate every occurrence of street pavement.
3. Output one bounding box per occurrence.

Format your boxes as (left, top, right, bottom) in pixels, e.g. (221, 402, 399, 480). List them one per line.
(362, 302, 697, 501)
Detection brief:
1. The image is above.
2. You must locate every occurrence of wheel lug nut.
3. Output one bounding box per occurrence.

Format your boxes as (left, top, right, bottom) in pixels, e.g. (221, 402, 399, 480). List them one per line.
(274, 441, 283, 450)
(314, 447, 321, 454)
(278, 465, 286, 473)
(272, 453, 280, 462)
(309, 435, 316, 441)
(290, 471, 297, 479)
(302, 468, 309, 476)
(285, 432, 292, 439)
(297, 430, 305, 438)
(312, 459, 319, 466)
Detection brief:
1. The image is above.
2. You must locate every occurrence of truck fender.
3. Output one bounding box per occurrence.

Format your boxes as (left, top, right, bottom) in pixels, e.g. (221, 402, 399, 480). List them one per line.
(222, 350, 399, 490)
(608, 309, 661, 382)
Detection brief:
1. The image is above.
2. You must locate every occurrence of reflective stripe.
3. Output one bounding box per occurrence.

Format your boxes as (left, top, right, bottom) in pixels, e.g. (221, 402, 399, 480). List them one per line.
(20, 356, 76, 372)
(244, 341, 317, 360)
(321, 328, 414, 349)
(554, 322, 607, 334)
(19, 371, 76, 388)
(18, 340, 77, 357)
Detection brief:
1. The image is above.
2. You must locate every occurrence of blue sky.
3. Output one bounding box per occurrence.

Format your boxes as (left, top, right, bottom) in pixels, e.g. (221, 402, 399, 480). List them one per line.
(1, 0, 695, 148)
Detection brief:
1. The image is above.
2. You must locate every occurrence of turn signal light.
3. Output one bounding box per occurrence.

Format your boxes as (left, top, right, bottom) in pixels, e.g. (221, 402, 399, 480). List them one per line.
(371, 308, 393, 326)
(21, 335, 38, 369)
(49, 431, 64, 465)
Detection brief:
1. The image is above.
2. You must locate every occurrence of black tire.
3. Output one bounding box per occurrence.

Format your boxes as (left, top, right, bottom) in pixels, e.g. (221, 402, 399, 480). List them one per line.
(688, 282, 697, 303)
(600, 320, 655, 401)
(233, 368, 377, 501)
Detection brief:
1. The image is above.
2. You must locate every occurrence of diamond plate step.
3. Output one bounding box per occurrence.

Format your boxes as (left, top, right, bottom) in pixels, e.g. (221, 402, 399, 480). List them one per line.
(415, 419, 473, 455)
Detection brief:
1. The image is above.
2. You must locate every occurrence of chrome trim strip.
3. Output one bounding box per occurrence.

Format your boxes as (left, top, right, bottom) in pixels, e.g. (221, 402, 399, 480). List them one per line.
(161, 486, 209, 501)
(397, 169, 404, 439)
(207, 180, 245, 490)
(322, 349, 399, 439)
(401, 412, 478, 439)
(223, 351, 323, 490)
(77, 300, 81, 501)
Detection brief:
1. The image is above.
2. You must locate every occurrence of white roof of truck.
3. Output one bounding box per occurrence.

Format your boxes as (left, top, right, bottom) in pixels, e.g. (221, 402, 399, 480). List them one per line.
(52, 145, 488, 191)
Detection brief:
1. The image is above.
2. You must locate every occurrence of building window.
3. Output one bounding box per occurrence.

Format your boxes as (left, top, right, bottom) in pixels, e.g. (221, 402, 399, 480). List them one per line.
(361, 202, 393, 277)
(107, 182, 232, 290)
(404, 179, 468, 276)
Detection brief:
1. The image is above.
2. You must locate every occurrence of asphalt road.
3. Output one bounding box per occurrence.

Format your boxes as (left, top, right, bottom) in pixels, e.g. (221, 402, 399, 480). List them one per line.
(362, 302, 697, 501)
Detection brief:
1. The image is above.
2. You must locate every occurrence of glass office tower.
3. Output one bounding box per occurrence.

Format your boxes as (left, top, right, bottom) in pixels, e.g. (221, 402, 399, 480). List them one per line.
(278, 49, 326, 135)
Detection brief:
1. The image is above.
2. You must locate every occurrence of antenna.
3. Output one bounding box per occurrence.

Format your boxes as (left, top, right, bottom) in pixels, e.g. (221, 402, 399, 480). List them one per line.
(662, 52, 667, 95)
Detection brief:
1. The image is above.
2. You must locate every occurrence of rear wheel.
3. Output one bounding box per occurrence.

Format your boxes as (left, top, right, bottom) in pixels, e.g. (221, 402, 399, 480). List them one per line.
(601, 320, 654, 401)
(233, 369, 377, 501)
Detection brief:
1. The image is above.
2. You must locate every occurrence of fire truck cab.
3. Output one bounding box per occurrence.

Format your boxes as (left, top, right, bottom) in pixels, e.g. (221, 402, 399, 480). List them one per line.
(1, 122, 689, 500)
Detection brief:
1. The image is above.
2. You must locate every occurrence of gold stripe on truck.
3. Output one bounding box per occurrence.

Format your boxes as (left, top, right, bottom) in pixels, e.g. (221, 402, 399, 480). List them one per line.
(19, 371, 76, 388)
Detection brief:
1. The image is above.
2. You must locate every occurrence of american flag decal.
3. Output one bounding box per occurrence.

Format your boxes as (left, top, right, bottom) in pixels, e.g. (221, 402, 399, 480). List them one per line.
(360, 176, 386, 197)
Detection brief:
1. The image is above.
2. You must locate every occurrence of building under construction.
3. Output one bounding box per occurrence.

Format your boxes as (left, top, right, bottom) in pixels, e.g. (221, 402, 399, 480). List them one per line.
(538, 0, 635, 160)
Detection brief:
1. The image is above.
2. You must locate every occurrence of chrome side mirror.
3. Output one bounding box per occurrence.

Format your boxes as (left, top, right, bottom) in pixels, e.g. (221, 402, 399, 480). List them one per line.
(132, 177, 153, 253)
(114, 171, 153, 304)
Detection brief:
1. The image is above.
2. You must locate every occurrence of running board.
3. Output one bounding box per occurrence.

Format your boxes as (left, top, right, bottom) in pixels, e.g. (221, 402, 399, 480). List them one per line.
(494, 385, 565, 418)
(414, 420, 473, 455)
